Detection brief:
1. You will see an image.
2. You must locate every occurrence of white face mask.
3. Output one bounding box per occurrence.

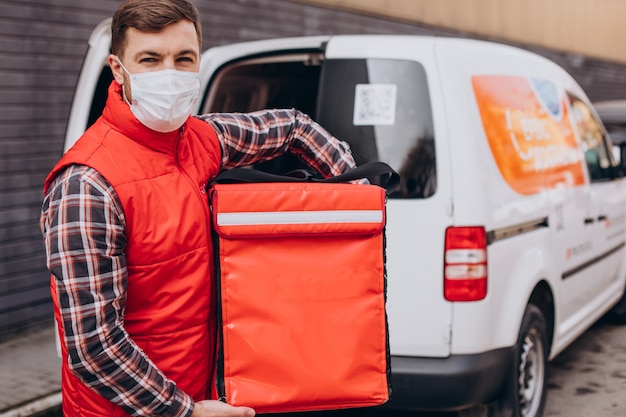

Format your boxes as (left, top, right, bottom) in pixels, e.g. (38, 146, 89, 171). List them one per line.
(118, 59, 200, 133)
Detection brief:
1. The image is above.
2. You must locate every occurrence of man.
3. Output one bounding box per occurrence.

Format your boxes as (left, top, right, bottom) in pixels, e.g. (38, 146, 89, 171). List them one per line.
(39, 1, 358, 416)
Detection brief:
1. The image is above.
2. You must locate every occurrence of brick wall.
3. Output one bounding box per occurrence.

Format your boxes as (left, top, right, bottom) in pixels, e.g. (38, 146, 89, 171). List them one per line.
(0, 0, 122, 337)
(0, 0, 625, 337)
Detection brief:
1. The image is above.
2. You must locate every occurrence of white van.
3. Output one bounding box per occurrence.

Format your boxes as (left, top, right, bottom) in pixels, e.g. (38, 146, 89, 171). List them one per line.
(65, 19, 626, 417)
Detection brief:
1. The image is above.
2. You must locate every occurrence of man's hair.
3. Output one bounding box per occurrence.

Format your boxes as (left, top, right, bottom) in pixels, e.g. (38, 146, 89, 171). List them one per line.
(111, 0, 202, 56)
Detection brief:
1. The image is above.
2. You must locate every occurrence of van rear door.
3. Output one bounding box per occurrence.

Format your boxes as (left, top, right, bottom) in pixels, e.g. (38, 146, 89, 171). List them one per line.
(199, 36, 454, 358)
(320, 36, 454, 358)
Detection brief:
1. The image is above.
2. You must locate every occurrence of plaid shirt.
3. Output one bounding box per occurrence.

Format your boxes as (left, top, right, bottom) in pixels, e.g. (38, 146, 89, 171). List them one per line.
(40, 109, 357, 417)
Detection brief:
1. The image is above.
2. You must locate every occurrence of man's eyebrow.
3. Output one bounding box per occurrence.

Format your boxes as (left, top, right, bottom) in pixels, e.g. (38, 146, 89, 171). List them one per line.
(133, 51, 162, 60)
(132, 50, 199, 60)
(177, 49, 199, 58)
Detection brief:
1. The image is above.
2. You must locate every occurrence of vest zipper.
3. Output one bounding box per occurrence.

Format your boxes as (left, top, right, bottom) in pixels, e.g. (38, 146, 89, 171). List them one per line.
(173, 128, 225, 400)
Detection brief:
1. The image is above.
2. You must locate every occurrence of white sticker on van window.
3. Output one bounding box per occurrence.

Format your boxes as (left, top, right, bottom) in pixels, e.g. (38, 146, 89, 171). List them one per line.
(353, 84, 397, 126)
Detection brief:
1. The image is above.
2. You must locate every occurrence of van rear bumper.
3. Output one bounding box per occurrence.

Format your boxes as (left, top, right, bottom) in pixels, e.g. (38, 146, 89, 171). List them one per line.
(385, 347, 515, 411)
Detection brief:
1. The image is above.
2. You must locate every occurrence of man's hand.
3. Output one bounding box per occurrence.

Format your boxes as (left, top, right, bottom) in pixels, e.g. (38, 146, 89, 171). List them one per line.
(191, 400, 255, 417)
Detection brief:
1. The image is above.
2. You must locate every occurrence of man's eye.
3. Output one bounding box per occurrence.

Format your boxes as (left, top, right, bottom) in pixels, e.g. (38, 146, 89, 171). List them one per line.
(140, 57, 157, 63)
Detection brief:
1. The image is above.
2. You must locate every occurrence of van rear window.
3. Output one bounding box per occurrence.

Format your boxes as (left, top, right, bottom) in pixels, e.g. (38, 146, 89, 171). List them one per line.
(202, 55, 436, 198)
(317, 59, 436, 199)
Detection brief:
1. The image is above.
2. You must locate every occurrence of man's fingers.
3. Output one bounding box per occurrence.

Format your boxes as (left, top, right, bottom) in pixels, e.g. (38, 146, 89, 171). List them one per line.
(239, 406, 255, 417)
(192, 400, 256, 417)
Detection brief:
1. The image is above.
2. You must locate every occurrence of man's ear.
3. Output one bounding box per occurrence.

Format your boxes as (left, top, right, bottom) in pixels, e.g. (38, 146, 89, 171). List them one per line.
(108, 54, 125, 85)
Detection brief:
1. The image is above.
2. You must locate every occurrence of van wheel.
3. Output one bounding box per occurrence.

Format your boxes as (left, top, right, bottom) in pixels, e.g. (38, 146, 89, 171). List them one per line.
(513, 304, 549, 417)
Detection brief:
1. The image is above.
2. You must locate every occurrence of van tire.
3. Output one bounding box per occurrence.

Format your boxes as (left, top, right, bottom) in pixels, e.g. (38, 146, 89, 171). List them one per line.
(486, 304, 548, 417)
(513, 304, 549, 417)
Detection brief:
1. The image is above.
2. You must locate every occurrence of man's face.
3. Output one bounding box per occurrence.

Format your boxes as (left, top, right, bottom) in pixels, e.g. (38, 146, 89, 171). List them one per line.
(108, 19, 200, 101)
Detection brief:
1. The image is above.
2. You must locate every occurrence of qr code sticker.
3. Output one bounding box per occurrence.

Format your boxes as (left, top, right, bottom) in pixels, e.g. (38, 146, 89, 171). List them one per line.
(353, 84, 397, 126)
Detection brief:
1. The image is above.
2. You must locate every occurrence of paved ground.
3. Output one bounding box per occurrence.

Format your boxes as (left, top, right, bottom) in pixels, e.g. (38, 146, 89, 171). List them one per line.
(2, 317, 626, 417)
(0, 324, 61, 417)
(544, 318, 626, 416)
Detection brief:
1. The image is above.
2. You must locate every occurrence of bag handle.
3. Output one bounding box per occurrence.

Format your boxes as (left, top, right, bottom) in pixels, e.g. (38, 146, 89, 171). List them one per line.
(212, 161, 400, 194)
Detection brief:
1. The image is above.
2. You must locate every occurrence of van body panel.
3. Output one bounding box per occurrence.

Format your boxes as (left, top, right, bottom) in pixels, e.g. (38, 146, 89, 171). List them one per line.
(433, 37, 626, 359)
(66, 24, 626, 411)
(553, 272, 624, 356)
(433, 39, 568, 354)
(451, 231, 552, 353)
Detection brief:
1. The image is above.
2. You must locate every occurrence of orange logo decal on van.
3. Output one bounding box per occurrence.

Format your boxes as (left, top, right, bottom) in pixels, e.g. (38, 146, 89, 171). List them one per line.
(472, 75, 585, 195)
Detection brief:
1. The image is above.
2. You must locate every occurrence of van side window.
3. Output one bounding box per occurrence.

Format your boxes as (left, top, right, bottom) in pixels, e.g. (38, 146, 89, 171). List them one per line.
(568, 94, 617, 181)
(317, 59, 436, 199)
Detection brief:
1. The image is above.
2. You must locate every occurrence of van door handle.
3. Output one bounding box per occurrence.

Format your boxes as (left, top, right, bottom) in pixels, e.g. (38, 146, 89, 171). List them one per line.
(584, 217, 595, 225)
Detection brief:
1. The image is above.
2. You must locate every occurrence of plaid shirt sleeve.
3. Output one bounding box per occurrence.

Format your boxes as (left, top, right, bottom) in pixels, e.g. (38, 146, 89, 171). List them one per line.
(39, 165, 194, 417)
(198, 108, 357, 175)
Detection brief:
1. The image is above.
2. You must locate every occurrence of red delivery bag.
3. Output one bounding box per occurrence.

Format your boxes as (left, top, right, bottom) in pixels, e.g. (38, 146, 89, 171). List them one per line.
(208, 163, 397, 414)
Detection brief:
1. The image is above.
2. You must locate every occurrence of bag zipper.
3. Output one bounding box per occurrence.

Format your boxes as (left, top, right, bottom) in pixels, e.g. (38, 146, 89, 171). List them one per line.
(210, 189, 227, 401)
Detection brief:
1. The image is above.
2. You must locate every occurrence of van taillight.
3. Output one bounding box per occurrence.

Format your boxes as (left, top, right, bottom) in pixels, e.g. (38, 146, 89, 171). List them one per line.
(444, 226, 487, 302)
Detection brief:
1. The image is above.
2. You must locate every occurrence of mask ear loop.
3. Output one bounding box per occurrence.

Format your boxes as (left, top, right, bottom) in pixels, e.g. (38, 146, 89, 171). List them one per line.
(115, 57, 133, 106)
(116, 56, 131, 76)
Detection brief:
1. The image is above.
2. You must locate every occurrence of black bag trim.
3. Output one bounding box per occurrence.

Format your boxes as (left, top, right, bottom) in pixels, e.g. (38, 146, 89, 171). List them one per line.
(212, 161, 400, 195)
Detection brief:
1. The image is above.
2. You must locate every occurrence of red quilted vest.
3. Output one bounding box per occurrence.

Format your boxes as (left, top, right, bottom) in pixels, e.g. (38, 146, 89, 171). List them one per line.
(44, 82, 222, 416)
